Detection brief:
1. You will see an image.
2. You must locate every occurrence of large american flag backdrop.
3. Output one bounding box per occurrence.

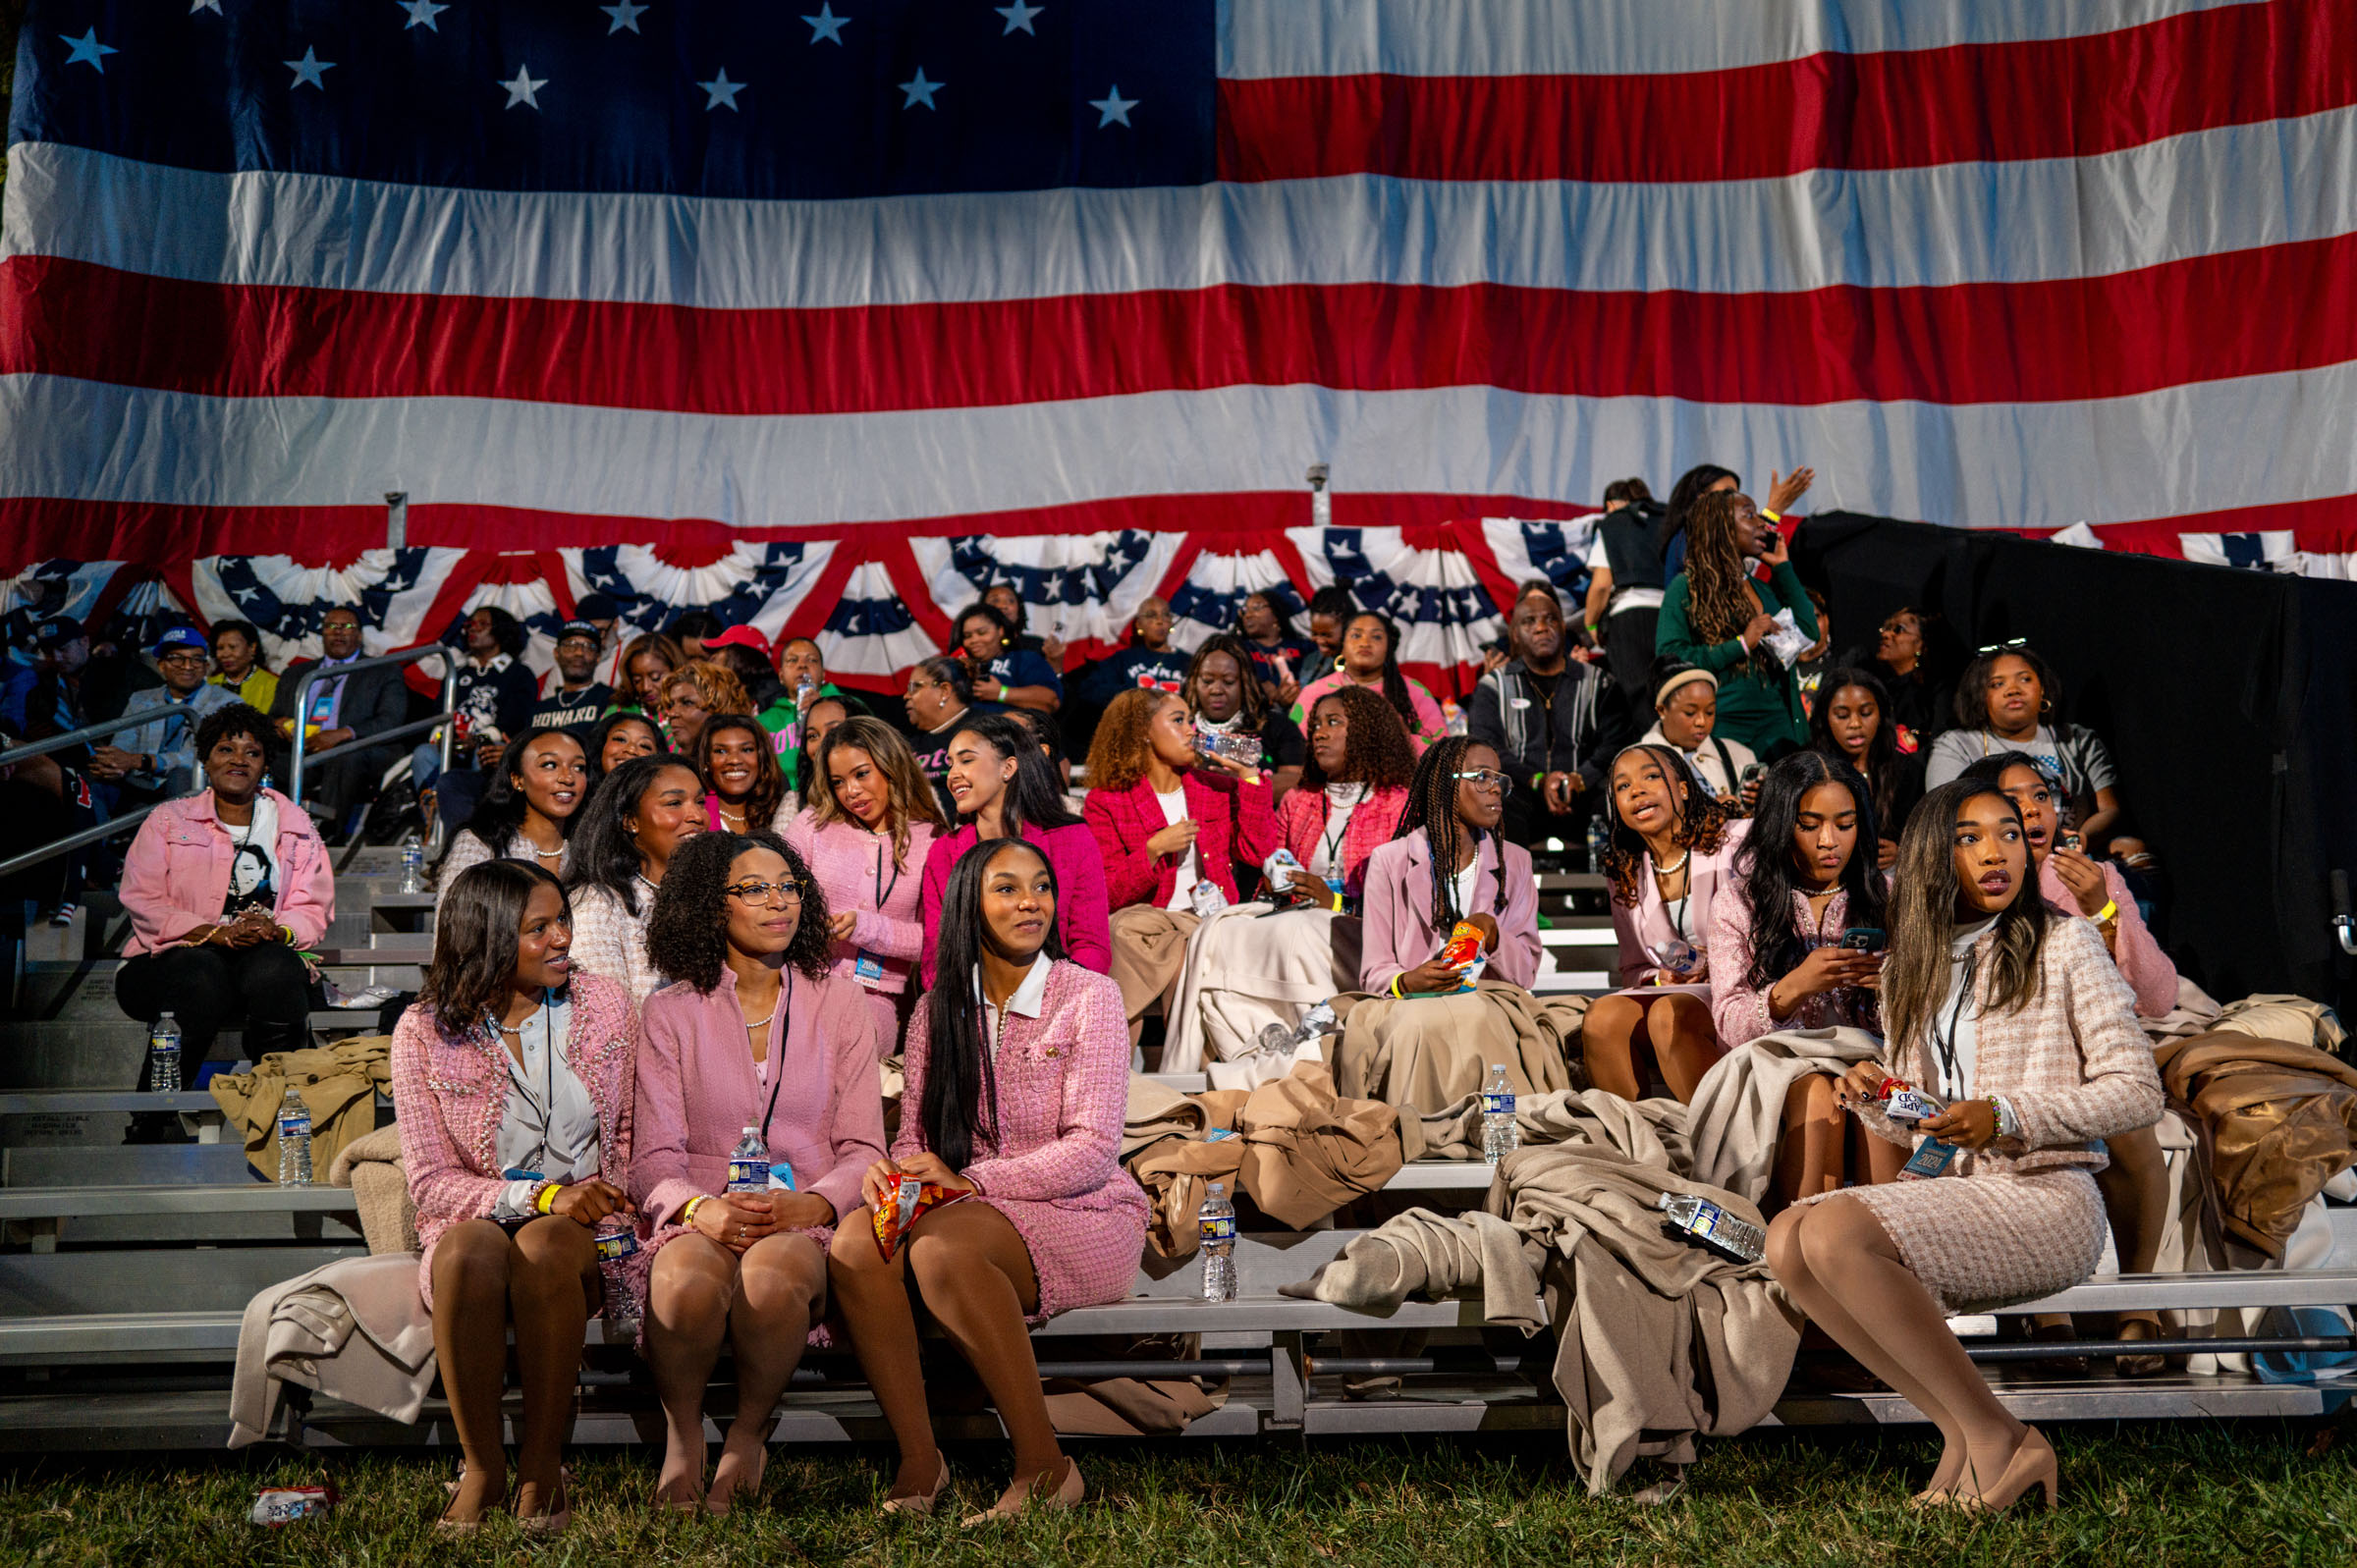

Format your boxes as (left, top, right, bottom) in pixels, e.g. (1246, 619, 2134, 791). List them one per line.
(4, 0, 2355, 691)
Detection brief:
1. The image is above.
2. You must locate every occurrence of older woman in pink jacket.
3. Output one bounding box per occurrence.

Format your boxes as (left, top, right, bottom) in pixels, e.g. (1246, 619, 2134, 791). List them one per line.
(115, 704, 333, 1075)
(393, 861, 639, 1535)
(630, 830, 887, 1516)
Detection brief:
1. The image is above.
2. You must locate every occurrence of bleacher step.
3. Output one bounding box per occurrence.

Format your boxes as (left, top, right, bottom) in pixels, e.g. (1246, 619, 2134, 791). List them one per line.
(3, 1145, 254, 1187)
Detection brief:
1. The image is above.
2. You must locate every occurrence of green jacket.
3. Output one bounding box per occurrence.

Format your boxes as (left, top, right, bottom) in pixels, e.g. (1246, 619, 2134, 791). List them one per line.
(1655, 560, 1819, 754)
(759, 681, 848, 792)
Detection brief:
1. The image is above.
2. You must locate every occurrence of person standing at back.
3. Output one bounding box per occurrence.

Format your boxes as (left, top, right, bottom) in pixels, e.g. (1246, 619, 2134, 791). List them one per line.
(1580, 479, 1665, 732)
(1657, 489, 1818, 757)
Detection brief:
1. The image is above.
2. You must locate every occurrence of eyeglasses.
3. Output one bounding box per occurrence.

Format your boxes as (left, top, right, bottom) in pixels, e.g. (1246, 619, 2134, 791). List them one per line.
(1878, 618, 1918, 635)
(1976, 637, 2030, 656)
(1452, 769, 1514, 796)
(904, 678, 939, 698)
(724, 880, 805, 906)
(157, 651, 208, 667)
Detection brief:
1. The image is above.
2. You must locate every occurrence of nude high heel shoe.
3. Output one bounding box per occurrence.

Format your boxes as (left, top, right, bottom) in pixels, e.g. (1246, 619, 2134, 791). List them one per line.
(880, 1454, 952, 1517)
(1957, 1427, 2058, 1514)
(960, 1456, 1083, 1526)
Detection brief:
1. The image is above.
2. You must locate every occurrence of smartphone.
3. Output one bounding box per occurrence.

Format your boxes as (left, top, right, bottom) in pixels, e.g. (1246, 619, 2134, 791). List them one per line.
(2057, 832, 2084, 852)
(1838, 927, 1888, 952)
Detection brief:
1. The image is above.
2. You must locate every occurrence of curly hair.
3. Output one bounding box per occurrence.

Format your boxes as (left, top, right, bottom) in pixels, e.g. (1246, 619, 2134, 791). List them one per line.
(564, 753, 696, 917)
(1084, 688, 1185, 794)
(1657, 462, 1739, 556)
(1602, 743, 1733, 907)
(696, 713, 786, 834)
(1184, 633, 1271, 729)
(1394, 735, 1509, 929)
(667, 659, 754, 719)
(643, 830, 832, 992)
(1300, 684, 1417, 792)
(806, 716, 949, 869)
(193, 702, 276, 767)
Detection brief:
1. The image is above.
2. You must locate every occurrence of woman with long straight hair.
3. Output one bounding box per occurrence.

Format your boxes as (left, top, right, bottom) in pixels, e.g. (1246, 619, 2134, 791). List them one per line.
(1288, 610, 1448, 752)
(829, 838, 1146, 1522)
(696, 712, 788, 836)
(786, 717, 949, 1045)
(1703, 750, 1897, 1203)
(1768, 780, 2161, 1511)
(917, 713, 1110, 981)
(1656, 488, 1818, 755)
(565, 754, 704, 1008)
(1584, 743, 1747, 1103)
(393, 861, 639, 1534)
(437, 729, 588, 887)
(1807, 666, 1922, 869)
(631, 832, 885, 1514)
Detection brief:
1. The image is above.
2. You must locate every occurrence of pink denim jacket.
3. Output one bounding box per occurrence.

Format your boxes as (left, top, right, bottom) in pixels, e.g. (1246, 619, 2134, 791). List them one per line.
(392, 971, 640, 1308)
(119, 788, 334, 955)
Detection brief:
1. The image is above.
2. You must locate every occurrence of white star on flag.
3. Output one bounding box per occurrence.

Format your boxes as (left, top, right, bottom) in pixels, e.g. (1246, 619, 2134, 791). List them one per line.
(899, 68, 943, 110)
(499, 66, 547, 110)
(802, 4, 849, 44)
(995, 2, 1044, 34)
(698, 69, 745, 111)
(62, 28, 119, 71)
(285, 47, 335, 90)
(1088, 85, 1137, 127)
(399, 1, 450, 31)
(600, 1, 648, 33)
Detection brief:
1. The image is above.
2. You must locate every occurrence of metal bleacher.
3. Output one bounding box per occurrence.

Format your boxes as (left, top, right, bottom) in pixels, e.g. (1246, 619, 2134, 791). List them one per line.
(2, 853, 2351, 1450)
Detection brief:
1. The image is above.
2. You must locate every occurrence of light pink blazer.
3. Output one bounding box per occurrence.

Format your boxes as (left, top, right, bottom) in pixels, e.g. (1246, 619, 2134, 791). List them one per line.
(2038, 858, 2176, 1018)
(120, 788, 334, 955)
(1357, 829, 1542, 994)
(392, 971, 639, 1309)
(1607, 818, 1751, 988)
(628, 966, 886, 1231)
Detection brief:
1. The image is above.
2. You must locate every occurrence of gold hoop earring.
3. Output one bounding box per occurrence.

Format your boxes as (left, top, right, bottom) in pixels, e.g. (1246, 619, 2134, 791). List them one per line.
(1335, 655, 1346, 674)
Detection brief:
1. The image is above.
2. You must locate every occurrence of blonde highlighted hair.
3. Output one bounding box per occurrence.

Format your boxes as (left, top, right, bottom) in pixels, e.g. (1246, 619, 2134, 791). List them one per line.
(1085, 688, 1186, 794)
(804, 716, 949, 870)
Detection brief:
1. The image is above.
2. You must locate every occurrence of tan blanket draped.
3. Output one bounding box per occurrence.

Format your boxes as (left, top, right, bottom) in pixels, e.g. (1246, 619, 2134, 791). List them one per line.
(2156, 1029, 2357, 1258)
(1331, 980, 1584, 1110)
(1402, 1088, 1689, 1173)
(208, 1036, 393, 1181)
(1683, 1027, 1886, 1205)
(327, 1122, 417, 1256)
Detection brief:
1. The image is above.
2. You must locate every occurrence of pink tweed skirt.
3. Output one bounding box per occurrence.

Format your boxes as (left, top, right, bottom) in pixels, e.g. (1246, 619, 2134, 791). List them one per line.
(1801, 1165, 2106, 1315)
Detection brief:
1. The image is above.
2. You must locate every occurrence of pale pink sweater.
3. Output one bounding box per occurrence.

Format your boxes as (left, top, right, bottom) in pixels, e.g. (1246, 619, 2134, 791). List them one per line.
(781, 808, 936, 1000)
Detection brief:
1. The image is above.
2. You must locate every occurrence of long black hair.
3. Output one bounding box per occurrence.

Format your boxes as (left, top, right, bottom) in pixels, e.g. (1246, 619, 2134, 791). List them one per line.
(951, 713, 1080, 833)
(922, 837, 1068, 1169)
(1657, 462, 1740, 557)
(564, 751, 694, 917)
(643, 830, 832, 992)
(1733, 751, 1888, 995)
(1340, 611, 1421, 735)
(421, 860, 569, 1038)
(437, 729, 584, 871)
(1395, 735, 1509, 929)
(1806, 666, 1901, 826)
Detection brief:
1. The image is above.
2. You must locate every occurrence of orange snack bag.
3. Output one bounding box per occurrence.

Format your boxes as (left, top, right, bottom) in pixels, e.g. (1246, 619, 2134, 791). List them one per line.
(871, 1173, 971, 1262)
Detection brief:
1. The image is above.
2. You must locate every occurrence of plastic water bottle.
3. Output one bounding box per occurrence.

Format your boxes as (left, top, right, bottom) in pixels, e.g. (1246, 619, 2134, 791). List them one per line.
(1482, 1063, 1518, 1164)
(726, 1125, 770, 1193)
(1585, 816, 1612, 875)
(1443, 700, 1469, 737)
(277, 1086, 314, 1185)
(593, 1214, 641, 1331)
(1658, 1190, 1767, 1264)
(1198, 1182, 1236, 1303)
(147, 1012, 182, 1095)
(398, 836, 425, 894)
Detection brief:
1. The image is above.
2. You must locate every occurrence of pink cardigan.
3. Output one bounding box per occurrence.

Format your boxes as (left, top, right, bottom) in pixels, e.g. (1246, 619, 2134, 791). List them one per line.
(120, 788, 334, 955)
(1607, 818, 1752, 988)
(392, 971, 639, 1309)
(1292, 670, 1448, 752)
(918, 819, 1113, 984)
(1082, 770, 1280, 910)
(1358, 829, 1542, 993)
(628, 966, 886, 1231)
(1273, 784, 1409, 899)
(783, 809, 937, 1000)
(2038, 858, 2176, 1018)
(1706, 883, 1883, 1048)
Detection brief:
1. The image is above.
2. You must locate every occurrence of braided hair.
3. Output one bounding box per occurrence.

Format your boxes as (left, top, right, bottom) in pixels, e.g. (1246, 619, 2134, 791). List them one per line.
(1394, 735, 1509, 929)
(1681, 490, 1778, 680)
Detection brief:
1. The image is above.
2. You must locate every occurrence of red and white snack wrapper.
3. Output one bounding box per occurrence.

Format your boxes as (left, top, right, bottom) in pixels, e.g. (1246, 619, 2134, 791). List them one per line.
(251, 1485, 337, 1526)
(871, 1172, 970, 1262)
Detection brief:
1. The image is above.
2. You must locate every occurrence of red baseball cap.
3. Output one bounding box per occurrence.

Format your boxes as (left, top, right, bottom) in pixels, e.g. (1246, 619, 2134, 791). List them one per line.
(703, 625, 772, 654)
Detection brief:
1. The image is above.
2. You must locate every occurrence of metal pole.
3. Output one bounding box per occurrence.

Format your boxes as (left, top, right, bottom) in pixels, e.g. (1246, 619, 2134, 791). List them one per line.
(1307, 461, 1332, 529)
(384, 492, 408, 551)
(0, 700, 200, 771)
(281, 645, 453, 811)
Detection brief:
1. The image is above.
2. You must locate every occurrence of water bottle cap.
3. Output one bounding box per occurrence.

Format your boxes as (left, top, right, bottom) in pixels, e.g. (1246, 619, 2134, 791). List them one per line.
(1206, 1182, 1224, 1197)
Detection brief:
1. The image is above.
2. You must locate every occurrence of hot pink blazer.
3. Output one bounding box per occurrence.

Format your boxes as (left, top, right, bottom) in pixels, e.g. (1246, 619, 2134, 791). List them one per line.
(392, 971, 639, 1308)
(628, 967, 886, 1230)
(1082, 770, 1280, 910)
(1358, 829, 1542, 994)
(917, 820, 1113, 984)
(119, 788, 334, 955)
(1273, 784, 1409, 899)
(1607, 818, 1751, 988)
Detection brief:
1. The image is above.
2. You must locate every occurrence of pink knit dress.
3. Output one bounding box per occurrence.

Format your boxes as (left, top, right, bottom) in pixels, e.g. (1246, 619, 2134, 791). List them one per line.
(894, 960, 1148, 1322)
(782, 808, 937, 1046)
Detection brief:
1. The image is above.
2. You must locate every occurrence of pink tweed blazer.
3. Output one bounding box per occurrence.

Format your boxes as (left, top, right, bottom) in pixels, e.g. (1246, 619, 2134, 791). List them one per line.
(1706, 884, 1884, 1048)
(392, 971, 639, 1308)
(1856, 915, 2163, 1176)
(629, 967, 887, 1231)
(1083, 770, 1279, 910)
(2036, 858, 2176, 1018)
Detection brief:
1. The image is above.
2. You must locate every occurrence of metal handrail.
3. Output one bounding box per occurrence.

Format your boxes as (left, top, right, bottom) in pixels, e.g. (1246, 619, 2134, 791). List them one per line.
(0, 699, 202, 770)
(287, 646, 455, 810)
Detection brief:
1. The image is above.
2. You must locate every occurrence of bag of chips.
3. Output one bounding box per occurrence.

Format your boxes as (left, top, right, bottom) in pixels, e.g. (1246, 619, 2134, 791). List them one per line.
(871, 1173, 971, 1262)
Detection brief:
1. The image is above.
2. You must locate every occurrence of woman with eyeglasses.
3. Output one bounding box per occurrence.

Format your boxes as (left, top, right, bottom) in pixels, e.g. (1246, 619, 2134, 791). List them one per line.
(1849, 606, 1952, 749)
(1656, 488, 1818, 755)
(1234, 590, 1315, 709)
(394, 860, 639, 1534)
(786, 717, 948, 1046)
(829, 838, 1146, 1522)
(437, 730, 588, 888)
(902, 655, 1000, 816)
(919, 714, 1110, 983)
(1923, 643, 2142, 863)
(630, 832, 885, 1514)
(1288, 610, 1447, 753)
(565, 754, 705, 1009)
(1081, 689, 1278, 1046)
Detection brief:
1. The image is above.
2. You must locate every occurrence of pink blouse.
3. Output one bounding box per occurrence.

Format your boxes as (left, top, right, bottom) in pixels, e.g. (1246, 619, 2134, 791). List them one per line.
(2037, 858, 2176, 1018)
(783, 808, 937, 1000)
(1607, 818, 1751, 989)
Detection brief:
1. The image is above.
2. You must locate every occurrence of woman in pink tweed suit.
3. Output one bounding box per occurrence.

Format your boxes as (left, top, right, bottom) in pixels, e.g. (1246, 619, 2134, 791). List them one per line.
(831, 838, 1147, 1525)
(1768, 781, 2163, 1514)
(629, 830, 888, 1515)
(393, 861, 640, 1534)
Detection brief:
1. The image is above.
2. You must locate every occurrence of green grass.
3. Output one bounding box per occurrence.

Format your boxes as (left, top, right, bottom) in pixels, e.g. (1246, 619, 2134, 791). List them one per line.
(5, 1421, 2356, 1567)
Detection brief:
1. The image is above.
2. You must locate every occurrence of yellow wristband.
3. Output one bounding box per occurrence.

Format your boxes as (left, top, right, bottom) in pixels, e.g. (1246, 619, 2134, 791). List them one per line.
(1761, 509, 1782, 523)
(682, 1196, 706, 1224)
(2095, 899, 2118, 925)
(1390, 975, 1404, 1000)
(535, 1182, 559, 1215)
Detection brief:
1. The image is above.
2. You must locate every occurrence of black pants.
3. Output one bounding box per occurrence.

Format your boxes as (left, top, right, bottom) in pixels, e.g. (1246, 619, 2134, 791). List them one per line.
(1602, 605, 1661, 739)
(116, 942, 314, 1085)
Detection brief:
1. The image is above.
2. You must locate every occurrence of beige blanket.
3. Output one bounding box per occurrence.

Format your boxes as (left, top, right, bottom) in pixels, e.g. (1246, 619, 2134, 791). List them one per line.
(1279, 1207, 1545, 1333)
(327, 1122, 416, 1256)
(1403, 1088, 1688, 1173)
(1332, 980, 1585, 1111)
(228, 1252, 435, 1447)
(1683, 1027, 1885, 1205)
(209, 1036, 392, 1181)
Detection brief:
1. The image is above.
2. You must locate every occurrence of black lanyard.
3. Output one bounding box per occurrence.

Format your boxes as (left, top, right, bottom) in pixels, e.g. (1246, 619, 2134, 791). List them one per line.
(874, 838, 903, 911)
(1320, 788, 1363, 869)
(1929, 947, 1980, 1100)
(753, 972, 797, 1141)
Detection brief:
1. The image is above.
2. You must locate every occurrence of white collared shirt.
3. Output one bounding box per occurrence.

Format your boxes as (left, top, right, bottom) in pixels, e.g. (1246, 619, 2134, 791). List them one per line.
(979, 953, 1053, 1052)
(490, 992, 602, 1216)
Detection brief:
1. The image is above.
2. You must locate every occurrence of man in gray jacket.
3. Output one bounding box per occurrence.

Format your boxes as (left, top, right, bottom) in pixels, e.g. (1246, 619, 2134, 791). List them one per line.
(1466, 581, 1626, 852)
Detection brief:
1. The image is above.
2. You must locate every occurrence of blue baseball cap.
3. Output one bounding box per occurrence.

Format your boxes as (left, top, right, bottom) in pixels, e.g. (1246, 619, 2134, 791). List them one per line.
(153, 625, 209, 656)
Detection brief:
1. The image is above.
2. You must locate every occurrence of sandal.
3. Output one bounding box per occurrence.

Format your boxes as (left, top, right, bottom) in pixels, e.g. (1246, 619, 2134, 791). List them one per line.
(960, 1456, 1083, 1527)
(2114, 1316, 2166, 1379)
